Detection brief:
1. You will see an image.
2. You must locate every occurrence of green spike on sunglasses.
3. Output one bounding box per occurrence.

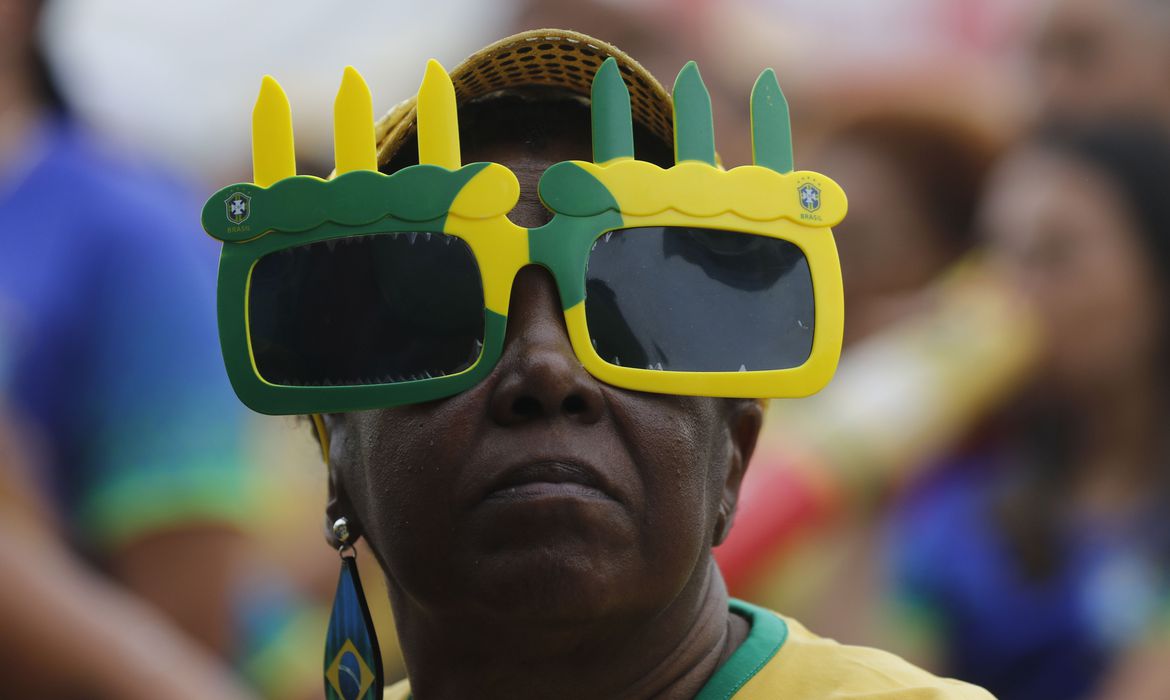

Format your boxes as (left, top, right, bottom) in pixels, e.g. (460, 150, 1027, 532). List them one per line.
(750, 68, 794, 174)
(672, 61, 716, 166)
(591, 57, 635, 163)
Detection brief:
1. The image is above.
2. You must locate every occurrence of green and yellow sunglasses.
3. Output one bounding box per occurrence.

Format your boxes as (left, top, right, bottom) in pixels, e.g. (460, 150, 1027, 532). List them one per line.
(202, 58, 848, 416)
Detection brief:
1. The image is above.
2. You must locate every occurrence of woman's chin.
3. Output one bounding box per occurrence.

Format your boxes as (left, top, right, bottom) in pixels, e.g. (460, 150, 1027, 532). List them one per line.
(451, 547, 659, 623)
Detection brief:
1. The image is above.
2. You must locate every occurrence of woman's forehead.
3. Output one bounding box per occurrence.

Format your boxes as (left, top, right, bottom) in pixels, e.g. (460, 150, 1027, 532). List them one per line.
(461, 135, 590, 228)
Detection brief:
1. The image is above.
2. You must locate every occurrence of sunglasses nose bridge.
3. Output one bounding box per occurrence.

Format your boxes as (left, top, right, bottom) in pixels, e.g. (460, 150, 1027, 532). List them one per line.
(502, 263, 571, 346)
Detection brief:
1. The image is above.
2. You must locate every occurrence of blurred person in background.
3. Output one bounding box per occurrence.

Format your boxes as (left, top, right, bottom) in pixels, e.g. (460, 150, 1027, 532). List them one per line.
(715, 103, 1039, 629)
(0, 1, 320, 697)
(734, 106, 999, 624)
(891, 124, 1170, 700)
(820, 109, 997, 348)
(0, 323, 257, 699)
(1033, 0, 1170, 131)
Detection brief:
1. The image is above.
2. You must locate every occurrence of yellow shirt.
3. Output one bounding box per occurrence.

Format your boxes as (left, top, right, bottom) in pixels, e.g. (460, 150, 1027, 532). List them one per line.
(383, 600, 993, 699)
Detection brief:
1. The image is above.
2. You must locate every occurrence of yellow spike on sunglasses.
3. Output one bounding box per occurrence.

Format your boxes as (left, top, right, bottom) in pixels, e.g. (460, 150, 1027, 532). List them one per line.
(251, 75, 296, 187)
(416, 59, 461, 170)
(333, 66, 377, 175)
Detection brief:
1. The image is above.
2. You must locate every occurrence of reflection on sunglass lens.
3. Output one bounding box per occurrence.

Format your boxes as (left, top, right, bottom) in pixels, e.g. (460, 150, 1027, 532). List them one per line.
(585, 226, 814, 372)
(248, 232, 485, 387)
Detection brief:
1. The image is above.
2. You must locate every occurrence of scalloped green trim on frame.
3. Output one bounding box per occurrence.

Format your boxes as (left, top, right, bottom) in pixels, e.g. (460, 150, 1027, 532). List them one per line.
(202, 164, 489, 243)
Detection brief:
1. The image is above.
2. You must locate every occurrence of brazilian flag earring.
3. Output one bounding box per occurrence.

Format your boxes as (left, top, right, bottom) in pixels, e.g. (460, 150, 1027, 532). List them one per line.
(324, 518, 383, 700)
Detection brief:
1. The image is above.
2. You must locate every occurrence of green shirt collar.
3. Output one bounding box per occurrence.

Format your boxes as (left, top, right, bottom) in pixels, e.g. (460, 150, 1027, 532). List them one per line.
(694, 599, 790, 700)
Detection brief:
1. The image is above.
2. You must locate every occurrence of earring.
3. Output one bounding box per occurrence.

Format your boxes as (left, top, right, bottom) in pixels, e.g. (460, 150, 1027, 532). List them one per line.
(323, 517, 384, 700)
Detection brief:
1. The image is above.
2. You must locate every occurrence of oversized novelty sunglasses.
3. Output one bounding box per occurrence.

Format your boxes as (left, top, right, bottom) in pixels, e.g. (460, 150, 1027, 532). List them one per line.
(202, 58, 847, 416)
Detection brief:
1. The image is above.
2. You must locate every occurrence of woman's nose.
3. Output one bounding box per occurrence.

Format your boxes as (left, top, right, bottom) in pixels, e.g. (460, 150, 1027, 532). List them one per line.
(488, 265, 604, 426)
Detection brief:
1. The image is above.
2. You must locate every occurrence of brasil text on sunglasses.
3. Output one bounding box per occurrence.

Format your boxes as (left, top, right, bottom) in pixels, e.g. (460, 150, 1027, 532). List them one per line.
(201, 57, 848, 415)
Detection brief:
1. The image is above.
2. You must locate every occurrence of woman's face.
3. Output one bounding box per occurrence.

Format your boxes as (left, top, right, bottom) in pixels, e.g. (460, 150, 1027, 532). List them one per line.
(981, 147, 1162, 397)
(323, 134, 761, 626)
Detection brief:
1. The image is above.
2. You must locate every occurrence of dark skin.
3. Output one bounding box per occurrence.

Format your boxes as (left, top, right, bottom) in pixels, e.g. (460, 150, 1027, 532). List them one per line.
(323, 123, 765, 699)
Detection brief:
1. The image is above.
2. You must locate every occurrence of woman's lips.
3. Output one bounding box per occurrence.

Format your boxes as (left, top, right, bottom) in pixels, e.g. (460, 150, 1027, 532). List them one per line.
(481, 460, 613, 503)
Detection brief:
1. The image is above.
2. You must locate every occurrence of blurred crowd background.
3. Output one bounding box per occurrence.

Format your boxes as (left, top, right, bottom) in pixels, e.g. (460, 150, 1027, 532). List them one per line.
(3, 0, 1170, 698)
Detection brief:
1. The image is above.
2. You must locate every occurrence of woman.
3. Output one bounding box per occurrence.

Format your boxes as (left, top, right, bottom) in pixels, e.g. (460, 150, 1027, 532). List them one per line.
(893, 123, 1170, 700)
(205, 29, 992, 699)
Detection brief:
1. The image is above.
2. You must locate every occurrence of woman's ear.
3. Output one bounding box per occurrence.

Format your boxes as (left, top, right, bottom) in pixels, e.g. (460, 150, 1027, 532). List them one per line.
(324, 472, 357, 549)
(322, 414, 363, 549)
(714, 399, 764, 546)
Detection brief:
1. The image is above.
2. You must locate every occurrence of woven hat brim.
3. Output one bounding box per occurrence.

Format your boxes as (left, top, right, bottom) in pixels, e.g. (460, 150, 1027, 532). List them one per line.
(374, 28, 674, 167)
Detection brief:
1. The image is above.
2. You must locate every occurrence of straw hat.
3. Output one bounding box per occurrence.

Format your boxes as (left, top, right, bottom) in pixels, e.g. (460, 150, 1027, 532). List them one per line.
(374, 29, 675, 166)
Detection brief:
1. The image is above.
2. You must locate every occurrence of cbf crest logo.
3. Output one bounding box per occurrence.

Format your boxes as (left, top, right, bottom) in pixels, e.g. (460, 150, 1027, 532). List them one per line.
(225, 192, 251, 225)
(798, 182, 821, 213)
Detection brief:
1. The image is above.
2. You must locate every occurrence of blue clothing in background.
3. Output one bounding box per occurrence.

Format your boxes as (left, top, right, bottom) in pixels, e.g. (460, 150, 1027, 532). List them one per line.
(892, 459, 1170, 700)
(0, 119, 251, 550)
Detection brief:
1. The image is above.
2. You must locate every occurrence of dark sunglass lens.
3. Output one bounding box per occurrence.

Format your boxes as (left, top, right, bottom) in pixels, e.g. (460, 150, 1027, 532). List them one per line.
(585, 226, 814, 372)
(248, 232, 485, 387)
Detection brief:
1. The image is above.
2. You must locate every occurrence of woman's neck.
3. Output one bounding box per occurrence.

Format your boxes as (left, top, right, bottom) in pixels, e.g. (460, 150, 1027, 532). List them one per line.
(392, 559, 746, 700)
